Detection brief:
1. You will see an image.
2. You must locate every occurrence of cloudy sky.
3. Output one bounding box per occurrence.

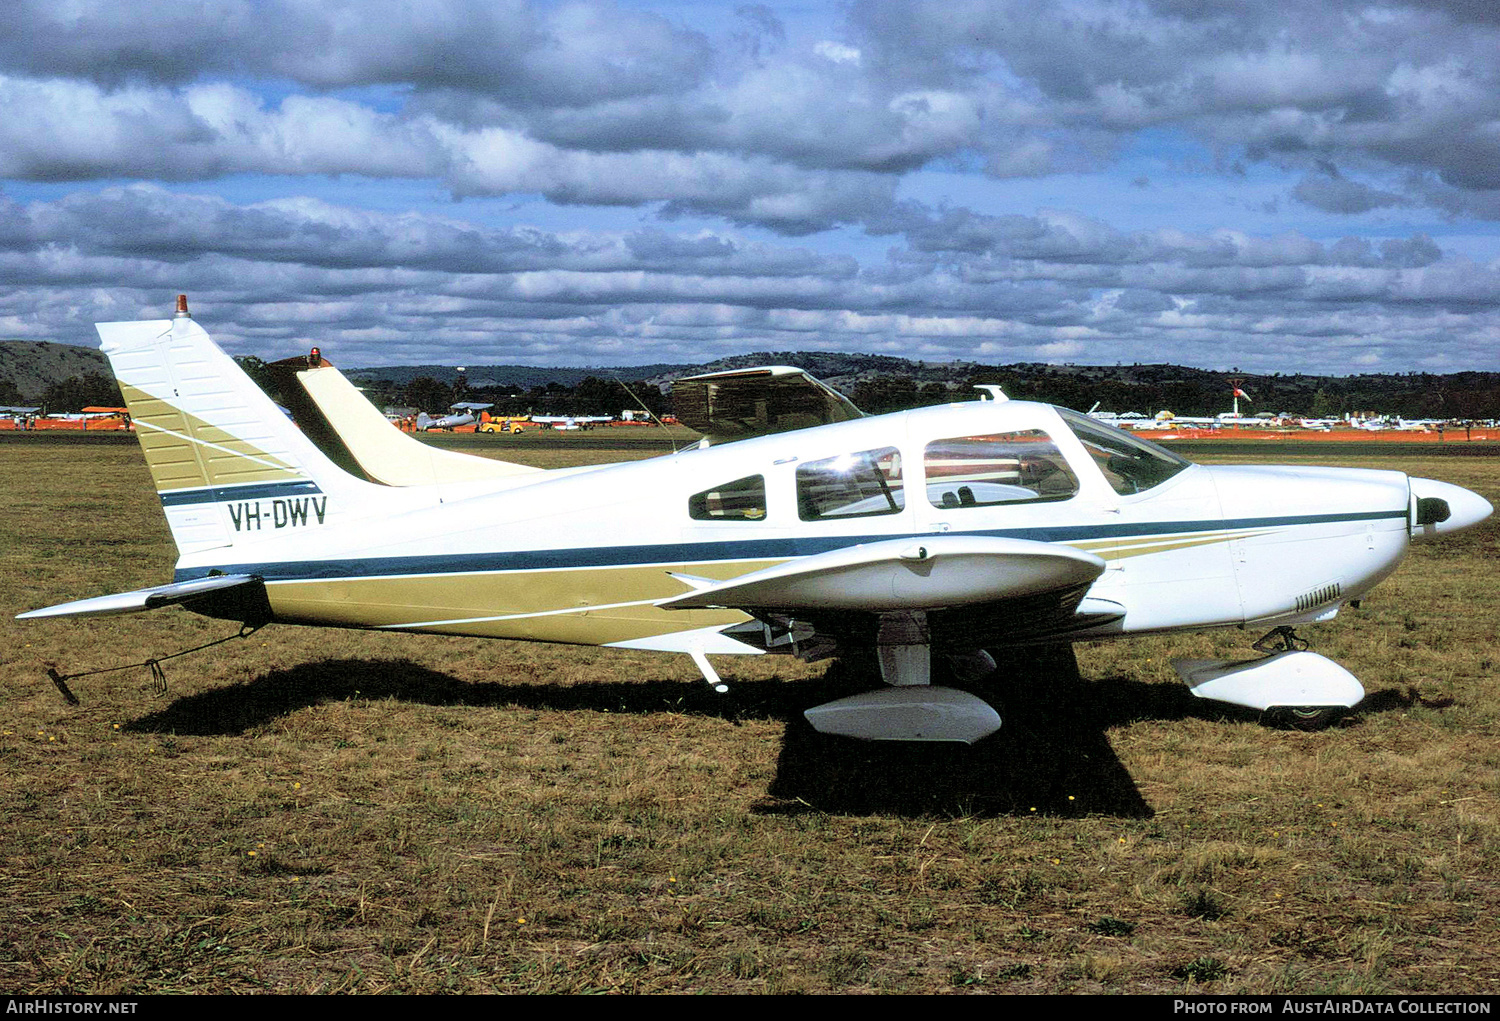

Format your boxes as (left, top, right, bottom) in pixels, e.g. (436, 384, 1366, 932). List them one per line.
(2, 0, 1498, 374)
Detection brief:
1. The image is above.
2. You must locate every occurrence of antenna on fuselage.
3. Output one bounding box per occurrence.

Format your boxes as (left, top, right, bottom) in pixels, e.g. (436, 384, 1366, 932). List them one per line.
(974, 384, 1008, 402)
(613, 376, 679, 454)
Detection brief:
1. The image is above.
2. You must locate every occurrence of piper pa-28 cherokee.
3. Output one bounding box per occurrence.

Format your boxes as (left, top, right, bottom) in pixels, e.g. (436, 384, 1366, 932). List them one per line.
(19, 300, 1492, 743)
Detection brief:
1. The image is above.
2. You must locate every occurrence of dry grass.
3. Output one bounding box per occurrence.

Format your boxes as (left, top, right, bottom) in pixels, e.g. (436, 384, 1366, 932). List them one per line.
(1, 432, 1497, 994)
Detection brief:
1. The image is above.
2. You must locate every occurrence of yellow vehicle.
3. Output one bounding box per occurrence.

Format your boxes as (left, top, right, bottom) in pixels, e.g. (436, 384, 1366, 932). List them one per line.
(478, 415, 530, 434)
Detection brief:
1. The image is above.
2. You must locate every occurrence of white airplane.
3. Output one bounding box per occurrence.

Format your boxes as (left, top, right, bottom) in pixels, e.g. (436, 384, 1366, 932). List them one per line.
(18, 303, 1492, 743)
(416, 402, 493, 431)
(532, 414, 613, 430)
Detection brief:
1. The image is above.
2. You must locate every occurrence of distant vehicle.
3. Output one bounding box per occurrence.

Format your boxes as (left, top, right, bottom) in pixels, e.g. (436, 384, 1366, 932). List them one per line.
(478, 415, 530, 435)
(20, 301, 1492, 745)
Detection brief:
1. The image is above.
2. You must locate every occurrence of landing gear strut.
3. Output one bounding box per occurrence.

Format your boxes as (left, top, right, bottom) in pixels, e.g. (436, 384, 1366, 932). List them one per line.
(1252, 626, 1308, 655)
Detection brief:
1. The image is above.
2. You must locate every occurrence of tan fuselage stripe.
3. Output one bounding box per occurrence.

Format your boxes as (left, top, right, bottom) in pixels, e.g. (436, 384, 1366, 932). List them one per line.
(264, 559, 777, 644)
(257, 527, 1274, 645)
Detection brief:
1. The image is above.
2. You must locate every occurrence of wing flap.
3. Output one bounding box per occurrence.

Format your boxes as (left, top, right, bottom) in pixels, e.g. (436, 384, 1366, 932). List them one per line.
(18, 574, 262, 620)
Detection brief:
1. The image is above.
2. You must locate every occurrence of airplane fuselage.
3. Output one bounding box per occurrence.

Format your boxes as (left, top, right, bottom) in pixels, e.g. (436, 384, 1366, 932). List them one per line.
(167, 398, 1452, 653)
(21, 312, 1491, 741)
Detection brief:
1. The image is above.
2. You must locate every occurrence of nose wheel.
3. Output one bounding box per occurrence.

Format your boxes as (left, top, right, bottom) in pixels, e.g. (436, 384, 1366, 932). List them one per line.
(1261, 704, 1345, 731)
(1174, 627, 1363, 728)
(1251, 627, 1347, 730)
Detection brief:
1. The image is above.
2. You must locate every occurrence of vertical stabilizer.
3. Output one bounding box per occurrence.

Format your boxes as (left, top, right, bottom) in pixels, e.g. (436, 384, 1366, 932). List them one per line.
(100, 312, 368, 556)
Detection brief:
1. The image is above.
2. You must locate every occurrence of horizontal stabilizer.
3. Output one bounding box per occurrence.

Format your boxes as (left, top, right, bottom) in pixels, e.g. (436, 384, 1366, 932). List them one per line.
(658, 536, 1105, 613)
(18, 574, 261, 620)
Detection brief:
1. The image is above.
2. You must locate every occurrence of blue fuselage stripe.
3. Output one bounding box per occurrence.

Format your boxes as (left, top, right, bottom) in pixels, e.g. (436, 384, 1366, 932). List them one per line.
(161, 481, 323, 507)
(172, 508, 1408, 584)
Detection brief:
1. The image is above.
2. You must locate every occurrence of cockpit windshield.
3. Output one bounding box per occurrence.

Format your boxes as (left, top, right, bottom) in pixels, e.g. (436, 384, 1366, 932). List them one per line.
(1056, 408, 1192, 496)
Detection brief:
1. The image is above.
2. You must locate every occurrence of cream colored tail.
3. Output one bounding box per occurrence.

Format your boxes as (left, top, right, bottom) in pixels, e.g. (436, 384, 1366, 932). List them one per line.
(286, 358, 539, 485)
(101, 311, 371, 557)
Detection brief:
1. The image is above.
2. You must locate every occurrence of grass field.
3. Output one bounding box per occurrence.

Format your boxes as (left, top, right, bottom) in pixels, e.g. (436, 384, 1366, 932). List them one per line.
(1, 430, 1497, 994)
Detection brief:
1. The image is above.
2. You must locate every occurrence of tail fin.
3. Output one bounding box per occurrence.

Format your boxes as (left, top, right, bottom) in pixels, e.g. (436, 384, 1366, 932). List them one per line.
(101, 311, 369, 557)
(269, 356, 540, 485)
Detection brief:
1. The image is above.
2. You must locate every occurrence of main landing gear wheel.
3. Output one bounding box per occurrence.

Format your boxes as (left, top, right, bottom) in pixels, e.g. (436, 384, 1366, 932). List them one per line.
(1261, 705, 1346, 731)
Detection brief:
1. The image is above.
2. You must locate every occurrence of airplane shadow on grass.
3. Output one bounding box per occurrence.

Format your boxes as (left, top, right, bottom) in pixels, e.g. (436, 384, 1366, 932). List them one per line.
(123, 645, 1401, 819)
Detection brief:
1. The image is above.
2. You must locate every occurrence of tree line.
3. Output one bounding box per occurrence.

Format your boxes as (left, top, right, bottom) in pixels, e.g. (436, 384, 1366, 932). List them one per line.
(364, 373, 672, 420)
(230, 354, 1500, 422)
(0, 372, 123, 412)
(851, 369, 1500, 419)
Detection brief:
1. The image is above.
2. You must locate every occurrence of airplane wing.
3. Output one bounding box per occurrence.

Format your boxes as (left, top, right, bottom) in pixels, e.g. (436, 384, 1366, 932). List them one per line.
(18, 574, 266, 620)
(659, 536, 1126, 742)
(671, 366, 862, 442)
(658, 535, 1122, 649)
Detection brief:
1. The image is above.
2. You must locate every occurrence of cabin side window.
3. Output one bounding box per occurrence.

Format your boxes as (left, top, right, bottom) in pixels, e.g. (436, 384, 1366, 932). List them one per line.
(1057, 409, 1191, 495)
(924, 431, 1078, 508)
(797, 447, 905, 520)
(689, 475, 767, 521)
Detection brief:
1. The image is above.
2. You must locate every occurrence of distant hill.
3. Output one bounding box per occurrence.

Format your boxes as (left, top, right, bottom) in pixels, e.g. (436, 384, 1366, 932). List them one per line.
(0, 341, 111, 404)
(345, 362, 698, 391)
(347, 350, 1500, 419)
(3, 338, 1497, 419)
